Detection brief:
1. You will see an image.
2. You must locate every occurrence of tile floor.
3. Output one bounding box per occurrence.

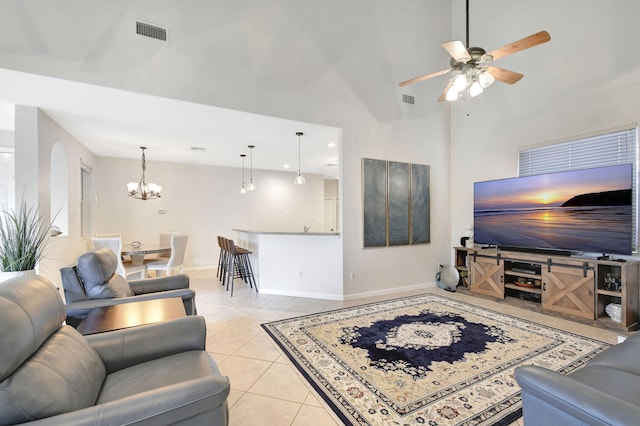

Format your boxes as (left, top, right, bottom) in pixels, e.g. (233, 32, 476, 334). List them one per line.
(190, 268, 621, 426)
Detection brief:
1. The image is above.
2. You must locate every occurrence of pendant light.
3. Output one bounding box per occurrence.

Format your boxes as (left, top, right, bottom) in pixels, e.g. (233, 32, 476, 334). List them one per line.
(294, 131, 305, 185)
(247, 145, 256, 191)
(127, 146, 162, 200)
(240, 154, 247, 194)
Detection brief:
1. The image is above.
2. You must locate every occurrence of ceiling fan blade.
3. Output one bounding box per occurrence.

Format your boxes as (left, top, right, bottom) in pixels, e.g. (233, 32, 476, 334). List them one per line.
(399, 68, 451, 87)
(437, 81, 454, 102)
(441, 41, 471, 63)
(487, 66, 524, 84)
(487, 31, 551, 62)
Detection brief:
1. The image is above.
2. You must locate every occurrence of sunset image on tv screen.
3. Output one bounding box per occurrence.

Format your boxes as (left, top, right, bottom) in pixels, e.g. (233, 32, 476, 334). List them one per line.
(473, 164, 633, 255)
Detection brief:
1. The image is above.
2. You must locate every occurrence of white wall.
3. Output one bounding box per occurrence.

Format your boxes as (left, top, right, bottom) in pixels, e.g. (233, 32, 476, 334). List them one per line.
(448, 0, 640, 261)
(14, 107, 96, 288)
(0, 130, 12, 148)
(6, 1, 638, 296)
(93, 156, 325, 266)
(1, 1, 457, 297)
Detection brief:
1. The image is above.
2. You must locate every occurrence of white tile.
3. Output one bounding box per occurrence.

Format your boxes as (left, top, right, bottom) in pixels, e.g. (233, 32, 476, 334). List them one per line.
(189, 268, 619, 426)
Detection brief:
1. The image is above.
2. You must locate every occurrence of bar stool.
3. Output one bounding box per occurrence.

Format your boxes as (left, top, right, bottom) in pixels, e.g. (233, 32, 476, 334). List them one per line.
(216, 236, 229, 284)
(224, 238, 258, 296)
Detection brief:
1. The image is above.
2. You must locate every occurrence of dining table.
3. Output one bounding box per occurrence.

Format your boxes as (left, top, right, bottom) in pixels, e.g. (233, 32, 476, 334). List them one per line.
(122, 243, 171, 265)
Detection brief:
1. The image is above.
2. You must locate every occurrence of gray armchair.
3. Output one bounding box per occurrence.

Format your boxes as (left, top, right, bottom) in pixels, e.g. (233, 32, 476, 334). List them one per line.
(61, 247, 196, 326)
(0, 274, 229, 425)
(515, 332, 640, 426)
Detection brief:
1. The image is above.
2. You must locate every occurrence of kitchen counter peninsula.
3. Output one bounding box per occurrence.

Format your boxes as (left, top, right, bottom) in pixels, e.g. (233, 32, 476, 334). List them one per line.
(233, 229, 342, 300)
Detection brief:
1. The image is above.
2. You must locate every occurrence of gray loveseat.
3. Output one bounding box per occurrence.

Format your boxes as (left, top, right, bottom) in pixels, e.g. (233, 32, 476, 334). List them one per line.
(0, 273, 229, 425)
(61, 247, 196, 326)
(515, 332, 640, 426)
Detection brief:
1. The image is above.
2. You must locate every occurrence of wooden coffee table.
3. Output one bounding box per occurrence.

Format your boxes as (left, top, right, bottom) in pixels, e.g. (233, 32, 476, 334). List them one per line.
(76, 297, 186, 335)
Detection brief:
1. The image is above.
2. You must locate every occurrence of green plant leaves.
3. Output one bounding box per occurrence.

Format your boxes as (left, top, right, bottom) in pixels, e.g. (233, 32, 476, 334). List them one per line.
(0, 200, 54, 272)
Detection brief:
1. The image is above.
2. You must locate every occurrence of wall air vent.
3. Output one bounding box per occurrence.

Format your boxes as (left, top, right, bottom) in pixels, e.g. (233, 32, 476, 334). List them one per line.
(136, 21, 167, 41)
(402, 94, 415, 105)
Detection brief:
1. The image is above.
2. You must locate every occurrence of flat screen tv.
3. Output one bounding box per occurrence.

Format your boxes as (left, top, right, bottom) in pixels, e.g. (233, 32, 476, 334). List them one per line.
(473, 164, 634, 256)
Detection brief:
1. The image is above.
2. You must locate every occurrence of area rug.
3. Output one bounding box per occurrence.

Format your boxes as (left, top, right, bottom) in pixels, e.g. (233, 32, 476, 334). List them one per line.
(261, 293, 611, 425)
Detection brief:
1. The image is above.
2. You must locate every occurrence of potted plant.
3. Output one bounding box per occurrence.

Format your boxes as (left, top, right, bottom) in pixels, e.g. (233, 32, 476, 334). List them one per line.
(0, 200, 55, 279)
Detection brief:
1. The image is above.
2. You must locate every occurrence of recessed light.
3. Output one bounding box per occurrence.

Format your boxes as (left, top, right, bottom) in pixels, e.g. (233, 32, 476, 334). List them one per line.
(328, 142, 336, 148)
(283, 164, 290, 169)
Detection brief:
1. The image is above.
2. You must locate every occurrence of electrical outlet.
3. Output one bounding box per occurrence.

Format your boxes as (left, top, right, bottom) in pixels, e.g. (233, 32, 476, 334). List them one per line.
(299, 271, 303, 278)
(350, 272, 355, 279)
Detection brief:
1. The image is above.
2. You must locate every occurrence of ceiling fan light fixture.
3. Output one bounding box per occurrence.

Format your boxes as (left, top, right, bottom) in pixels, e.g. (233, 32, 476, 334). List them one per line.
(445, 86, 460, 101)
(469, 81, 484, 97)
(478, 71, 495, 88)
(398, 0, 550, 102)
(452, 74, 468, 92)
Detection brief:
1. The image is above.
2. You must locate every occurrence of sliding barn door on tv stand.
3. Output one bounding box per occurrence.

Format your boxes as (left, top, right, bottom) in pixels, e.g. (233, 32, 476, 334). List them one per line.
(455, 247, 639, 331)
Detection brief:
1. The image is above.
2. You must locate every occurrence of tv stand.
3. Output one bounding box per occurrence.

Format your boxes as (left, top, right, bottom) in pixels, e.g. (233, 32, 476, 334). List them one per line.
(454, 246, 639, 331)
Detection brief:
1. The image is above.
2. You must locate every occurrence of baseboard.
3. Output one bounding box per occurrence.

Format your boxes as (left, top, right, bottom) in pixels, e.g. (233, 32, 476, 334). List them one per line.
(259, 289, 344, 301)
(181, 267, 437, 302)
(342, 281, 436, 302)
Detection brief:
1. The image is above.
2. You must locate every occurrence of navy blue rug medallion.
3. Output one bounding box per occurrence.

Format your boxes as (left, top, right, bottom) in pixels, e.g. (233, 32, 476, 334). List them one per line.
(262, 293, 610, 426)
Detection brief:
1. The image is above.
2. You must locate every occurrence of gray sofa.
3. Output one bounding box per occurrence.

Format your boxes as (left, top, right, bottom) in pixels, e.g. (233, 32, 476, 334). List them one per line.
(0, 273, 230, 425)
(515, 332, 640, 426)
(61, 247, 196, 326)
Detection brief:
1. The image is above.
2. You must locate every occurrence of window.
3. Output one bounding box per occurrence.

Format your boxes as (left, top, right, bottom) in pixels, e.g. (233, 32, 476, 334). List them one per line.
(0, 149, 15, 211)
(81, 165, 93, 238)
(518, 125, 639, 252)
(50, 143, 68, 235)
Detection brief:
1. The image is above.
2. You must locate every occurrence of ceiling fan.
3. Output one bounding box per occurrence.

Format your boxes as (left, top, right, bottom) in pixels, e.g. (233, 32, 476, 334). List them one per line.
(399, 0, 550, 102)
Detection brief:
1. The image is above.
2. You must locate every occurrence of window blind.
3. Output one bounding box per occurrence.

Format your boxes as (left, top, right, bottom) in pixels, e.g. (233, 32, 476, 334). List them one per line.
(518, 126, 639, 252)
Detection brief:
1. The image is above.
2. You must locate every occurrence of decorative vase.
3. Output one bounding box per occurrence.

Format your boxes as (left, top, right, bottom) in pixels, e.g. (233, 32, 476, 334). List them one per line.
(0, 269, 36, 283)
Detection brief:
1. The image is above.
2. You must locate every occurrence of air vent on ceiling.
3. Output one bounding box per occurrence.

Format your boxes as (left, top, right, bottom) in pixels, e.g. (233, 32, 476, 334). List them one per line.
(136, 21, 167, 41)
(402, 94, 415, 105)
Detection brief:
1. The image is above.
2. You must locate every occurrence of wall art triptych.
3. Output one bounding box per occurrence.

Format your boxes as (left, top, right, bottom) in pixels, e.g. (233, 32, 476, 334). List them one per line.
(362, 158, 430, 247)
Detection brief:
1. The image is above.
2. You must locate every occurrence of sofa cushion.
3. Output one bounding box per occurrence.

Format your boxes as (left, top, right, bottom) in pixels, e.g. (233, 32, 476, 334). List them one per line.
(77, 248, 134, 299)
(585, 339, 640, 375)
(568, 366, 640, 406)
(0, 326, 106, 425)
(97, 350, 222, 403)
(0, 275, 65, 381)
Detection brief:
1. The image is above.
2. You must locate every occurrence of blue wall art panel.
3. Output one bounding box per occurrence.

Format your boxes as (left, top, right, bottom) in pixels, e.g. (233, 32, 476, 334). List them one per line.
(388, 161, 410, 245)
(411, 163, 431, 244)
(362, 158, 430, 247)
(363, 158, 387, 247)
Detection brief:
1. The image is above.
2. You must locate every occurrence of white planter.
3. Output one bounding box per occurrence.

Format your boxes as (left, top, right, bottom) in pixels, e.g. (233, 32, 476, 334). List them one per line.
(0, 269, 36, 283)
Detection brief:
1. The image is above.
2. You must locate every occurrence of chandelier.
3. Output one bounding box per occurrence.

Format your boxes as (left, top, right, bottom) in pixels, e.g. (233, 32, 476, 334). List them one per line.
(127, 146, 162, 200)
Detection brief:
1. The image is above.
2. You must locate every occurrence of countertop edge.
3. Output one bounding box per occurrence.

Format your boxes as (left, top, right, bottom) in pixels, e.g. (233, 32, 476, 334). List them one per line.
(234, 229, 340, 236)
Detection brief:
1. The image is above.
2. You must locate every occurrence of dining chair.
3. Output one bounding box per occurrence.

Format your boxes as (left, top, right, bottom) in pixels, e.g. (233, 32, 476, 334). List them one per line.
(92, 236, 146, 280)
(145, 233, 188, 277)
